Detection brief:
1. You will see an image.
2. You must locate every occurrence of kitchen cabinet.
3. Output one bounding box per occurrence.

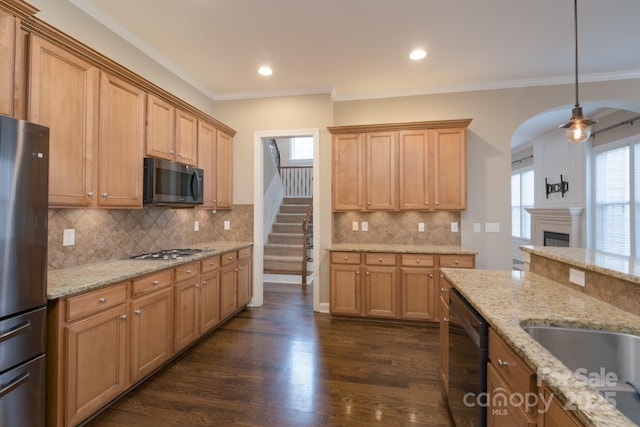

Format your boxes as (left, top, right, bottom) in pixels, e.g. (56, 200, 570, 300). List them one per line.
(200, 255, 221, 332)
(439, 276, 451, 396)
(173, 261, 200, 352)
(146, 93, 197, 166)
(329, 252, 362, 315)
(130, 271, 174, 383)
(538, 383, 583, 427)
(363, 253, 398, 318)
(0, 9, 16, 116)
(237, 246, 253, 307)
(400, 254, 436, 320)
(219, 248, 252, 320)
(48, 282, 129, 427)
(329, 120, 471, 212)
(29, 35, 99, 207)
(97, 72, 145, 208)
(330, 250, 475, 322)
(487, 328, 537, 427)
(197, 121, 234, 210)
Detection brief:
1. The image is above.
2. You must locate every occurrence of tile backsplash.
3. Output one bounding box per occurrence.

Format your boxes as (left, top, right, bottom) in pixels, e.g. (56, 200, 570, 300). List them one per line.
(333, 211, 461, 245)
(48, 205, 253, 270)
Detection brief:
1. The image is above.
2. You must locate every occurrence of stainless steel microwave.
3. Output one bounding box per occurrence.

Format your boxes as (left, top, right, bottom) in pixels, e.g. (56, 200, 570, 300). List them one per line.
(143, 157, 204, 206)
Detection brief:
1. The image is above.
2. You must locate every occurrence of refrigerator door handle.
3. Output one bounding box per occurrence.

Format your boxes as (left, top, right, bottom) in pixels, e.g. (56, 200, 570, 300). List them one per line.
(0, 321, 31, 343)
(0, 371, 30, 399)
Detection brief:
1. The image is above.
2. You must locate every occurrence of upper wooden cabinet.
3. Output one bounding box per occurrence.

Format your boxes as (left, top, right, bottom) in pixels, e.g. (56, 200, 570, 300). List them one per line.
(197, 121, 234, 210)
(146, 93, 198, 166)
(97, 72, 145, 208)
(0, 9, 17, 116)
(29, 35, 100, 207)
(329, 120, 471, 212)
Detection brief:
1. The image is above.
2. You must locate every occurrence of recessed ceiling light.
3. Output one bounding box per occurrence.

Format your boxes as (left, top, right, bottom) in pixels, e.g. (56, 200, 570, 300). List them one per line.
(409, 49, 427, 61)
(258, 66, 273, 76)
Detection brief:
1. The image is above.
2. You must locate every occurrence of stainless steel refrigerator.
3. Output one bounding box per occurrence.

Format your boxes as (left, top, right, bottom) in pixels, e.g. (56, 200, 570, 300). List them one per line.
(0, 114, 49, 427)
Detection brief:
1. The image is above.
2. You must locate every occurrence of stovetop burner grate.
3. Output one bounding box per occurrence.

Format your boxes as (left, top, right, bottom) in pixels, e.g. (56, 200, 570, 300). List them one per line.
(130, 248, 202, 260)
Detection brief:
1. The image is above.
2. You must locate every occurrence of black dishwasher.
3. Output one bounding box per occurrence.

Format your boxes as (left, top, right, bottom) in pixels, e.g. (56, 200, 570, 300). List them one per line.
(448, 288, 488, 427)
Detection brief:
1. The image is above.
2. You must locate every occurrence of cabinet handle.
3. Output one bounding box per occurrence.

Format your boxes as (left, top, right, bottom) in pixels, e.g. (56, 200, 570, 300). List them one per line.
(202, 281, 207, 286)
(440, 274, 444, 278)
(195, 284, 200, 288)
(228, 256, 234, 260)
(378, 257, 382, 262)
(152, 280, 159, 285)
(497, 359, 509, 367)
(234, 268, 239, 272)
(435, 201, 440, 205)
(343, 256, 348, 261)
(98, 297, 106, 303)
(87, 192, 94, 197)
(101, 193, 108, 198)
(210, 262, 216, 266)
(441, 287, 447, 292)
(134, 309, 141, 315)
(454, 260, 459, 265)
(169, 150, 175, 154)
(120, 314, 127, 320)
(443, 317, 449, 323)
(367, 202, 371, 205)
(239, 267, 243, 270)
(186, 269, 192, 273)
(177, 153, 182, 157)
(355, 271, 360, 275)
(416, 259, 420, 264)
(429, 274, 433, 278)
(365, 271, 370, 276)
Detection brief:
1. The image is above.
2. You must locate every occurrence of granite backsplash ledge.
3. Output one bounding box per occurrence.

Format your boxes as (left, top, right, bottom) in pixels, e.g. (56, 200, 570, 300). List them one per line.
(333, 211, 461, 245)
(47, 205, 253, 270)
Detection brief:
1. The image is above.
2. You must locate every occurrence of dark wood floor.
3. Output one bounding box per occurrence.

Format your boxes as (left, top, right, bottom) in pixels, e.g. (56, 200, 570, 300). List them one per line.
(85, 283, 453, 427)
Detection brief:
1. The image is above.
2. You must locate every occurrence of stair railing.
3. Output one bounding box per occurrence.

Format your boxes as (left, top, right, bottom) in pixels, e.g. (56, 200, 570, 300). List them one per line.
(301, 200, 313, 285)
(268, 139, 281, 172)
(279, 166, 312, 197)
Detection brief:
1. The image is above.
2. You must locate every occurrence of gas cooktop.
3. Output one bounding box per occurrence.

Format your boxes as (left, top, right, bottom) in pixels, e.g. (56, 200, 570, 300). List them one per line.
(130, 248, 202, 260)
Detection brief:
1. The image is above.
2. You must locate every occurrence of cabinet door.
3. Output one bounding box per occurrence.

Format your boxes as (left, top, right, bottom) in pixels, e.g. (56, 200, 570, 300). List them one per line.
(398, 130, 430, 210)
(29, 35, 99, 206)
(174, 279, 199, 352)
(332, 134, 363, 211)
(364, 265, 398, 318)
(175, 109, 197, 165)
(400, 266, 435, 320)
(220, 262, 237, 320)
(365, 132, 397, 210)
(66, 304, 128, 427)
(487, 363, 536, 427)
(215, 130, 233, 209)
(200, 269, 220, 333)
(145, 94, 175, 161)
(432, 128, 467, 210)
(0, 10, 16, 116)
(330, 264, 362, 315)
(198, 120, 217, 208)
(237, 253, 252, 307)
(439, 295, 449, 396)
(98, 72, 145, 208)
(130, 287, 174, 382)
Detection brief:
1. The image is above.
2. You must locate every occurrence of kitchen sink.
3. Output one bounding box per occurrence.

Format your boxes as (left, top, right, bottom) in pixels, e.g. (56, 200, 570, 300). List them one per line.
(522, 324, 640, 424)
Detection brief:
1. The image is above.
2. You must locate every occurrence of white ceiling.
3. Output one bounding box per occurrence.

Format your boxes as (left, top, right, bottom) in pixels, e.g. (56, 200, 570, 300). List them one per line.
(32, 0, 640, 147)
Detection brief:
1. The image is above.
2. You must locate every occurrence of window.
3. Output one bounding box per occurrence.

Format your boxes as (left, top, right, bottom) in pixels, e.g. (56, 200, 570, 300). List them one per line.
(594, 139, 640, 256)
(511, 169, 534, 239)
(289, 137, 314, 161)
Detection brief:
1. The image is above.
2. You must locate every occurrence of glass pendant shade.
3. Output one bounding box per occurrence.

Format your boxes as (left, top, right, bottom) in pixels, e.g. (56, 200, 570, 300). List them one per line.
(560, 105, 595, 144)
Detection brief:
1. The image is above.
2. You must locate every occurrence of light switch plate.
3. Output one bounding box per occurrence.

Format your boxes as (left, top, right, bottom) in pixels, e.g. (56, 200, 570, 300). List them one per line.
(361, 221, 368, 231)
(352, 221, 359, 231)
(485, 222, 500, 233)
(194, 221, 199, 231)
(450, 222, 459, 233)
(223, 220, 230, 230)
(473, 223, 481, 233)
(63, 229, 75, 246)
(418, 222, 425, 232)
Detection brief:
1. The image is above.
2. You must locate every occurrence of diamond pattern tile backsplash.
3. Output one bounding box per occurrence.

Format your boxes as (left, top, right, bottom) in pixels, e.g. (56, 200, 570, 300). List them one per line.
(47, 205, 253, 270)
(333, 211, 461, 245)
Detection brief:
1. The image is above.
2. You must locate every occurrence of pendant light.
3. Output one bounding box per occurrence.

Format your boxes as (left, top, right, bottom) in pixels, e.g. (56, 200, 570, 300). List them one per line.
(559, 0, 597, 143)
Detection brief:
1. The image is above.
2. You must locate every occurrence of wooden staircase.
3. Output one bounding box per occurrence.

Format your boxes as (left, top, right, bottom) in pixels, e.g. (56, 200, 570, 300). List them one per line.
(264, 197, 312, 278)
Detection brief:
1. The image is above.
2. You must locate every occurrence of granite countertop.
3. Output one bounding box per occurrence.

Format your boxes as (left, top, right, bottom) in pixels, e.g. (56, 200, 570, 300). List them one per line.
(521, 245, 640, 285)
(328, 243, 477, 255)
(441, 267, 640, 427)
(47, 241, 253, 300)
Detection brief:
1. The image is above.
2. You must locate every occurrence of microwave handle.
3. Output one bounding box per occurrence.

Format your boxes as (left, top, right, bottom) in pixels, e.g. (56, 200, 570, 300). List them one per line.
(190, 170, 202, 198)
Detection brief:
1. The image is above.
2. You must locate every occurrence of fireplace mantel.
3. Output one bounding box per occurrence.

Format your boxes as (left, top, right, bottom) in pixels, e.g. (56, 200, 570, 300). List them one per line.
(526, 207, 584, 247)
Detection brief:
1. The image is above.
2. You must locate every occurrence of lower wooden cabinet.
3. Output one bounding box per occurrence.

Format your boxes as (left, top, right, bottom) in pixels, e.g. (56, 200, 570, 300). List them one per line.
(538, 383, 584, 427)
(200, 267, 221, 332)
(329, 250, 475, 322)
(220, 248, 254, 319)
(439, 276, 451, 396)
(237, 247, 253, 307)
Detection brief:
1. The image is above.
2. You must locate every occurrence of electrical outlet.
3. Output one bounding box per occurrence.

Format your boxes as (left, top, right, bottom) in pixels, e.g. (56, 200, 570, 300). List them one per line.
(485, 222, 500, 233)
(194, 221, 199, 232)
(352, 221, 359, 231)
(361, 221, 368, 231)
(418, 222, 425, 232)
(570, 268, 586, 287)
(473, 223, 481, 233)
(450, 222, 459, 233)
(63, 229, 75, 246)
(224, 220, 230, 230)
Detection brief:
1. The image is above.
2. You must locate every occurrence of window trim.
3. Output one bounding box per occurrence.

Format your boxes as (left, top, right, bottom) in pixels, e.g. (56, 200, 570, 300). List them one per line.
(511, 165, 534, 240)
(289, 136, 314, 162)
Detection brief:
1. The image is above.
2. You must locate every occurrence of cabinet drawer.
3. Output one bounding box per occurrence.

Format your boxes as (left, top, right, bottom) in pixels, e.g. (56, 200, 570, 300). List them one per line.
(238, 247, 252, 259)
(200, 255, 221, 274)
(175, 261, 199, 283)
(221, 251, 237, 266)
(439, 254, 475, 268)
(66, 282, 127, 321)
(132, 269, 173, 297)
(330, 252, 361, 265)
(365, 253, 396, 266)
(401, 254, 434, 267)
(489, 329, 536, 404)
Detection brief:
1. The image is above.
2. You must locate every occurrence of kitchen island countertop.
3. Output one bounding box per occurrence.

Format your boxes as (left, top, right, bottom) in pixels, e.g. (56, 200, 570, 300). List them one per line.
(441, 267, 640, 427)
(47, 241, 253, 299)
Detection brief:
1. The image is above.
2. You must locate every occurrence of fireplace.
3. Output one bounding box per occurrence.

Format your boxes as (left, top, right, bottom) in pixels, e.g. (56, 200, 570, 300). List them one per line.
(544, 231, 570, 247)
(526, 207, 584, 248)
